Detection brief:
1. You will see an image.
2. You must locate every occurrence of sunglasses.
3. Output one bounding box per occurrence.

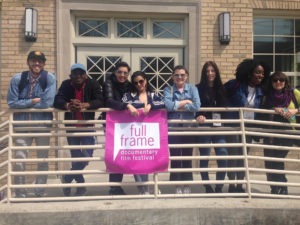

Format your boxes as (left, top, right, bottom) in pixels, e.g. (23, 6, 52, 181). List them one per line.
(134, 79, 145, 86)
(272, 78, 285, 83)
(173, 74, 186, 78)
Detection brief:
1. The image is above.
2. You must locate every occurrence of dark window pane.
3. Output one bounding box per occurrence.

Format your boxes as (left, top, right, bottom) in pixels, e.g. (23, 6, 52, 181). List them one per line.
(275, 19, 293, 35)
(275, 55, 294, 72)
(117, 21, 144, 38)
(78, 20, 108, 37)
(296, 19, 300, 35)
(275, 37, 294, 53)
(254, 18, 273, 35)
(253, 55, 273, 71)
(254, 36, 273, 53)
(296, 37, 300, 52)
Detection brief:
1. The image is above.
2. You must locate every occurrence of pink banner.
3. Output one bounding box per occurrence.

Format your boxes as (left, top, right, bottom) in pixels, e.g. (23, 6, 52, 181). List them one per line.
(105, 110, 169, 174)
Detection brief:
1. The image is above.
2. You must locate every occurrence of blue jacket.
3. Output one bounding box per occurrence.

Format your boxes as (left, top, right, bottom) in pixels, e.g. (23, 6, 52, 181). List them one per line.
(7, 71, 56, 122)
(163, 83, 200, 127)
(224, 79, 263, 119)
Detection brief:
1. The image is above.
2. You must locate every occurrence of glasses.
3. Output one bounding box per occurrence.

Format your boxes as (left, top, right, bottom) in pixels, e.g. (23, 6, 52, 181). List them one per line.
(272, 78, 285, 83)
(134, 79, 145, 86)
(116, 70, 129, 76)
(173, 74, 186, 78)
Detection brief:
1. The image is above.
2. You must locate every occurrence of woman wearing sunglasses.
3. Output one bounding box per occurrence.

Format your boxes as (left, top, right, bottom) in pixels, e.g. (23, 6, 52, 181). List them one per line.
(163, 65, 200, 194)
(122, 70, 165, 194)
(258, 71, 300, 195)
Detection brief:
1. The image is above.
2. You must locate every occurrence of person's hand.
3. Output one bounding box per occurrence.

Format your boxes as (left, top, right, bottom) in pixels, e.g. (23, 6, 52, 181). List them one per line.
(32, 98, 41, 104)
(69, 99, 82, 111)
(196, 115, 206, 123)
(178, 99, 193, 109)
(127, 104, 139, 117)
(275, 107, 297, 120)
(143, 104, 151, 115)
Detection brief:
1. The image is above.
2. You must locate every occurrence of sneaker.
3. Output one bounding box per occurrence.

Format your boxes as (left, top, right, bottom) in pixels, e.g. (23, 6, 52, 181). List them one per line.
(74, 187, 87, 196)
(35, 192, 47, 197)
(183, 186, 191, 194)
(109, 187, 126, 195)
(15, 192, 27, 198)
(61, 175, 71, 196)
(204, 185, 214, 193)
(175, 186, 182, 194)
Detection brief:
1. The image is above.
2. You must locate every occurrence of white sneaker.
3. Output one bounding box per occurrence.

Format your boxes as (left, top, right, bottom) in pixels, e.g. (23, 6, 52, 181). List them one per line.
(183, 186, 191, 194)
(175, 186, 182, 194)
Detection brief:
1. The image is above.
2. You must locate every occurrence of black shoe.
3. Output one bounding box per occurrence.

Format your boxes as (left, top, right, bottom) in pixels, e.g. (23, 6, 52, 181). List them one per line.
(215, 186, 223, 193)
(204, 185, 214, 193)
(271, 186, 279, 194)
(278, 187, 288, 195)
(61, 175, 71, 196)
(236, 185, 245, 193)
(109, 187, 126, 195)
(75, 187, 87, 196)
(228, 185, 236, 193)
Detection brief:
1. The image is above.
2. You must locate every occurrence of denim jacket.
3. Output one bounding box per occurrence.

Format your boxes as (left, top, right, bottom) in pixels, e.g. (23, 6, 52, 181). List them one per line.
(224, 79, 263, 120)
(7, 71, 56, 122)
(163, 83, 200, 127)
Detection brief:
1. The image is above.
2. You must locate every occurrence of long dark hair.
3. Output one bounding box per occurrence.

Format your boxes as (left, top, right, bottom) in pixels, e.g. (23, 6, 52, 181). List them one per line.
(130, 70, 153, 93)
(198, 61, 227, 106)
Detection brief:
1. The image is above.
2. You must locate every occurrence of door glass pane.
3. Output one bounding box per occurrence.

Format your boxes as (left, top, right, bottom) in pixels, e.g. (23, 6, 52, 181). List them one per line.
(254, 36, 273, 53)
(254, 18, 273, 35)
(296, 19, 300, 35)
(86, 56, 121, 84)
(140, 56, 174, 95)
(296, 37, 300, 52)
(275, 37, 294, 53)
(275, 19, 294, 35)
(275, 55, 294, 72)
(78, 20, 108, 37)
(153, 22, 181, 38)
(117, 21, 144, 38)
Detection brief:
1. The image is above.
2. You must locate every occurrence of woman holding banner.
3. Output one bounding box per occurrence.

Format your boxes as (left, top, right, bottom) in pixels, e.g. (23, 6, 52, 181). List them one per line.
(163, 65, 201, 194)
(122, 70, 165, 194)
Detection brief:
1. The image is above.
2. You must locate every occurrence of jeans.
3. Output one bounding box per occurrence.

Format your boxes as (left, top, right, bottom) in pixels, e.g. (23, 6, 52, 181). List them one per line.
(198, 135, 227, 188)
(14, 136, 49, 196)
(264, 137, 290, 190)
(134, 174, 149, 193)
(169, 135, 194, 181)
(65, 135, 94, 183)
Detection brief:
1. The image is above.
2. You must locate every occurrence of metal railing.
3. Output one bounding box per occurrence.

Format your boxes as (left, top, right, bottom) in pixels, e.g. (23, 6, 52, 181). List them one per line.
(0, 107, 300, 203)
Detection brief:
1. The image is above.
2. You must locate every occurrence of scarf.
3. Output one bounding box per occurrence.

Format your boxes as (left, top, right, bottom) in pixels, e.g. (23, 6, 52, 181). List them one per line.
(265, 89, 293, 108)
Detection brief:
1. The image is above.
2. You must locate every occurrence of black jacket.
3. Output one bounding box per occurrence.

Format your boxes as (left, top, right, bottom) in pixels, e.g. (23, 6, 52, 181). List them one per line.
(54, 78, 104, 121)
(102, 74, 132, 110)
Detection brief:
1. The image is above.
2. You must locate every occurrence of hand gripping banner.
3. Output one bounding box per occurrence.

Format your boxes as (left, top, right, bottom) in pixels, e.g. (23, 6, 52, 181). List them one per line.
(105, 110, 169, 174)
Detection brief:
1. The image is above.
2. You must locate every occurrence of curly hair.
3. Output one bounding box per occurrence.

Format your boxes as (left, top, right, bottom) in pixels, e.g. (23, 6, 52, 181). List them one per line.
(235, 58, 271, 84)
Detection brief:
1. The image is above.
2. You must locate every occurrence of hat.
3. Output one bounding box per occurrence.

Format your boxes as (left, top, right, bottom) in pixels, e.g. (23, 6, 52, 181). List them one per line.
(27, 51, 46, 62)
(71, 63, 86, 72)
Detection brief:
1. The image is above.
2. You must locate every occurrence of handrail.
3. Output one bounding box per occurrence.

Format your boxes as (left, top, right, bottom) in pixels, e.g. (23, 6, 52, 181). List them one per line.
(0, 107, 299, 203)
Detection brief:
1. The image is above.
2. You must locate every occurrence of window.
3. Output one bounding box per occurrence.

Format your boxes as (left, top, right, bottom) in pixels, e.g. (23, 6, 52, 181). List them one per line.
(78, 19, 108, 37)
(253, 17, 300, 73)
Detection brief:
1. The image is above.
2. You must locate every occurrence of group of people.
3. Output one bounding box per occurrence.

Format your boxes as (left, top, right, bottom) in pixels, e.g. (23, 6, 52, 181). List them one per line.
(7, 50, 299, 198)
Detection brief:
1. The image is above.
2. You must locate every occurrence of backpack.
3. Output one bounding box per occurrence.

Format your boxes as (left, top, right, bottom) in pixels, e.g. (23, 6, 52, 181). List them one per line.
(18, 70, 48, 92)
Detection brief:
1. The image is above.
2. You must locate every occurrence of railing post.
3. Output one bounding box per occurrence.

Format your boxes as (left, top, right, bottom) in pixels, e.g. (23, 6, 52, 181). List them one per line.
(7, 112, 14, 203)
(239, 108, 251, 200)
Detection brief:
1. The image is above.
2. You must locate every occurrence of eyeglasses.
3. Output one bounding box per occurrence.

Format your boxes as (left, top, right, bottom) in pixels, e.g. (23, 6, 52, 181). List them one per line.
(116, 70, 129, 76)
(134, 79, 145, 86)
(272, 78, 285, 83)
(173, 74, 186, 78)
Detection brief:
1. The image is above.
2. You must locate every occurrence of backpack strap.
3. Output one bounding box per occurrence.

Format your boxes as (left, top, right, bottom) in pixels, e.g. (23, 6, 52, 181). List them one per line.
(18, 70, 48, 92)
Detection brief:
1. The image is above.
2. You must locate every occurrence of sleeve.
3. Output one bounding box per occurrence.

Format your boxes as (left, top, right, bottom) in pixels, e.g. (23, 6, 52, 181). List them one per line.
(163, 86, 176, 111)
(103, 80, 128, 110)
(183, 85, 201, 112)
(149, 93, 165, 110)
(87, 80, 104, 109)
(7, 74, 33, 108)
(33, 73, 56, 109)
(53, 80, 69, 110)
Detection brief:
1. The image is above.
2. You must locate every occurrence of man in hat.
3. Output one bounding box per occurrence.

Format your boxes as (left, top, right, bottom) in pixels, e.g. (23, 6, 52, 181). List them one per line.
(7, 51, 56, 198)
(54, 63, 104, 196)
